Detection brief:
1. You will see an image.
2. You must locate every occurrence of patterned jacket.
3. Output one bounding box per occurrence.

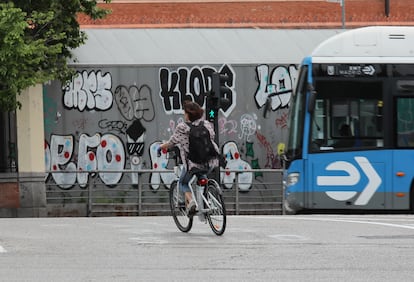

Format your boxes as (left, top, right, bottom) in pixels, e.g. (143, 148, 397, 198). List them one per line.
(166, 117, 219, 171)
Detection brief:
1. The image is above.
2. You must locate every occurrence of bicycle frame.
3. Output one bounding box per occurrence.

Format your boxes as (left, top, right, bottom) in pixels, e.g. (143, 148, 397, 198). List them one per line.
(166, 145, 226, 235)
(173, 166, 222, 217)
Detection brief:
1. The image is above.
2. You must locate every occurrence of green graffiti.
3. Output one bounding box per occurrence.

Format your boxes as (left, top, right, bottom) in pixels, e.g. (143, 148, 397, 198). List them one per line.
(43, 90, 58, 136)
(251, 159, 262, 178)
(246, 142, 254, 158)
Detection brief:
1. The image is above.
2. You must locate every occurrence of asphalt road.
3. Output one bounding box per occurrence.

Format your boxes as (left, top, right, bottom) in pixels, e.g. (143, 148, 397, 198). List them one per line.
(1, 215, 414, 282)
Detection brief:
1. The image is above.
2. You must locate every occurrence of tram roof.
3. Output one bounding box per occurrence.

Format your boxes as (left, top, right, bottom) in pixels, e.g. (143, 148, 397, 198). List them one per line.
(69, 28, 341, 66)
(311, 26, 414, 64)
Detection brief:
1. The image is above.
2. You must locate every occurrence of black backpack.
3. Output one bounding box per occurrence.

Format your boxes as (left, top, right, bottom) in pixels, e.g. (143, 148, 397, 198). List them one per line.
(187, 121, 218, 164)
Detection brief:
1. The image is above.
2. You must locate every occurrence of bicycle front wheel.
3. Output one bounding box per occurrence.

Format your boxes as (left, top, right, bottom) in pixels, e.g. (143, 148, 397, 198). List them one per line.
(205, 179, 226, 235)
(169, 181, 193, 232)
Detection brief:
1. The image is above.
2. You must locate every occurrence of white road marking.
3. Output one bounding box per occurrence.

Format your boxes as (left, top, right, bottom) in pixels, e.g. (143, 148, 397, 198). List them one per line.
(129, 237, 169, 244)
(0, 245, 7, 253)
(268, 234, 308, 241)
(294, 216, 414, 230)
(249, 215, 414, 230)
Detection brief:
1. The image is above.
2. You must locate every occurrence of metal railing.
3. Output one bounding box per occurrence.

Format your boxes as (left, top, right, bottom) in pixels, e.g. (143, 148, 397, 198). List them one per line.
(45, 169, 284, 217)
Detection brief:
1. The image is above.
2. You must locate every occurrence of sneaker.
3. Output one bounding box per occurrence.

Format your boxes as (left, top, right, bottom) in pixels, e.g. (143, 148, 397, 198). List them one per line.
(186, 200, 196, 217)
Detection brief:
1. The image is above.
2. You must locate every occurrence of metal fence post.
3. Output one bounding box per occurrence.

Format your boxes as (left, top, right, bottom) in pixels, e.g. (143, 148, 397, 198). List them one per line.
(87, 175, 92, 217)
(46, 168, 284, 216)
(235, 171, 239, 215)
(281, 156, 286, 215)
(138, 174, 142, 216)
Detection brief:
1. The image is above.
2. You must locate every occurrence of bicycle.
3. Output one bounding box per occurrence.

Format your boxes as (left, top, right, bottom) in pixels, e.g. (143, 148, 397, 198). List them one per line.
(160, 146, 227, 236)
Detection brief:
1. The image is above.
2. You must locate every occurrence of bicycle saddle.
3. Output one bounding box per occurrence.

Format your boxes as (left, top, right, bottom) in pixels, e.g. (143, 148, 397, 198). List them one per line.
(189, 167, 209, 178)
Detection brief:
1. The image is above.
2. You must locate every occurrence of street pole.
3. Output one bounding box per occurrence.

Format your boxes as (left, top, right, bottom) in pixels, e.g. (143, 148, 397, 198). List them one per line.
(385, 0, 390, 17)
(213, 106, 220, 182)
(209, 72, 223, 182)
(328, 0, 346, 29)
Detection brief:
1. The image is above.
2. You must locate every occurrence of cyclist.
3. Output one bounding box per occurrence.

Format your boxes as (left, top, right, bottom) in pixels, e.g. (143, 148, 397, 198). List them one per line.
(159, 100, 219, 217)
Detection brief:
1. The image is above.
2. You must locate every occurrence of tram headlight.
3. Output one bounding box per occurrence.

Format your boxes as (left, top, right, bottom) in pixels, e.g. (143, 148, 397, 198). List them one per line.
(286, 172, 299, 187)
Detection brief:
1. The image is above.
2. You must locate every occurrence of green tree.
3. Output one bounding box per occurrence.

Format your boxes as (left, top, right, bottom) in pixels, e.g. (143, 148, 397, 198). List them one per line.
(0, 0, 111, 111)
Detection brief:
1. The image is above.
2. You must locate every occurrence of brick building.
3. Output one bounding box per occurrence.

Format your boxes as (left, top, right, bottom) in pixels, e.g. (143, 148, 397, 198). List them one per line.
(79, 0, 414, 29)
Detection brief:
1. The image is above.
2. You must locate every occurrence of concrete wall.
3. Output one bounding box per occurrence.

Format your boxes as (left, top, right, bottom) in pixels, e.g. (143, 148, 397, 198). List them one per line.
(43, 63, 295, 196)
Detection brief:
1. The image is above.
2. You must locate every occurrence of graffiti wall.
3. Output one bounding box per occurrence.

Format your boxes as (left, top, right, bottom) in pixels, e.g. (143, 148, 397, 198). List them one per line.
(43, 63, 297, 192)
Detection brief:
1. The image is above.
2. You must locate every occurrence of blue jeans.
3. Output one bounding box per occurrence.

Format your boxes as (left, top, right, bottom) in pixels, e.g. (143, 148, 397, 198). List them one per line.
(179, 167, 207, 194)
(179, 167, 192, 193)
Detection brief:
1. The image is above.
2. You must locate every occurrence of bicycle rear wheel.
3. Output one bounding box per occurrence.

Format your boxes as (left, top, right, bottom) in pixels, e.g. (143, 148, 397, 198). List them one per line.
(205, 179, 226, 235)
(169, 181, 193, 232)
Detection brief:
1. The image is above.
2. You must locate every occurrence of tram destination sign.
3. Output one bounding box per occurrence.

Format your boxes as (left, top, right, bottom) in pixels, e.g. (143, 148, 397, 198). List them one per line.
(318, 64, 382, 77)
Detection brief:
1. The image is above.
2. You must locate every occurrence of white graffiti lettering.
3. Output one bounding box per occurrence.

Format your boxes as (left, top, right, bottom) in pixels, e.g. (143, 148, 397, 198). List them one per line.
(255, 64, 298, 110)
(149, 142, 176, 190)
(46, 133, 125, 188)
(239, 114, 257, 142)
(221, 141, 253, 191)
(64, 70, 113, 111)
(49, 135, 77, 189)
(77, 133, 100, 187)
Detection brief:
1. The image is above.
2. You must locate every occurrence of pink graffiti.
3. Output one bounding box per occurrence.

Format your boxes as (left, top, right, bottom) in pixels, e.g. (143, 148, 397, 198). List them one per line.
(167, 117, 185, 136)
(218, 117, 237, 136)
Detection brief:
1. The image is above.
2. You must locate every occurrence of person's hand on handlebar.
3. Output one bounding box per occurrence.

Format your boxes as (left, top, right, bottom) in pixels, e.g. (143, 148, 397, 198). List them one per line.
(158, 142, 169, 157)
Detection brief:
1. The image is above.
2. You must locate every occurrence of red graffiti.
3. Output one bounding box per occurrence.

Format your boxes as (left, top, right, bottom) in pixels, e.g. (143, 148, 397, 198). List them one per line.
(256, 131, 276, 168)
(275, 112, 288, 129)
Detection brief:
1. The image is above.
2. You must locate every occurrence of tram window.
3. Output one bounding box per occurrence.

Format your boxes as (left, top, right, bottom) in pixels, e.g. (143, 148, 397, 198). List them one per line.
(331, 98, 383, 148)
(396, 97, 414, 147)
(309, 80, 384, 152)
(309, 99, 326, 151)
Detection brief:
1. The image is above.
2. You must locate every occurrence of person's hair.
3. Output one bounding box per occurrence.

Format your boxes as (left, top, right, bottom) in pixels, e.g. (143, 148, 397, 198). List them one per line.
(183, 100, 204, 122)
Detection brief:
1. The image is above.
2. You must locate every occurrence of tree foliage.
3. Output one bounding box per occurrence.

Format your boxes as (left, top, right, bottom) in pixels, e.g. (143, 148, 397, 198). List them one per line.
(0, 0, 111, 111)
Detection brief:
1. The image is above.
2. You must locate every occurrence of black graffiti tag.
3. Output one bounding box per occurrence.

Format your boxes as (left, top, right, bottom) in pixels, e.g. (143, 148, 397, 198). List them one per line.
(159, 65, 235, 116)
